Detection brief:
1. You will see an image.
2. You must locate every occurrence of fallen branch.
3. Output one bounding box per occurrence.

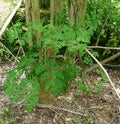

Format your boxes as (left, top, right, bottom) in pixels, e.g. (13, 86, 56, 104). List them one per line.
(0, 0, 23, 38)
(88, 46, 120, 50)
(86, 49, 120, 100)
(15, 100, 86, 116)
(86, 52, 120, 72)
(103, 64, 120, 69)
(37, 104, 86, 116)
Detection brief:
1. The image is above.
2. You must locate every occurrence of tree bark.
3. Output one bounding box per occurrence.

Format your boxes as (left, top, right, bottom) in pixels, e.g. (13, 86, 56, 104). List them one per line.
(50, 0, 64, 25)
(66, 0, 88, 62)
(25, 0, 41, 46)
(67, 0, 87, 26)
(50, 0, 54, 25)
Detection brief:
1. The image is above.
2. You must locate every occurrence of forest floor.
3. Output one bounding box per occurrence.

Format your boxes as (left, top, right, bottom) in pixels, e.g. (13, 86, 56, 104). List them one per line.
(0, 61, 120, 124)
(0, 0, 120, 124)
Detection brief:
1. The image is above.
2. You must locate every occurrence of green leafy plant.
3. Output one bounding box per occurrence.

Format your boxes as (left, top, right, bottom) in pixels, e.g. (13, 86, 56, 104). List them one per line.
(0, 45, 11, 61)
(83, 50, 99, 66)
(95, 69, 108, 96)
(84, 115, 93, 124)
(72, 116, 78, 123)
(78, 67, 108, 96)
(0, 22, 22, 60)
(79, 84, 92, 95)
(4, 52, 80, 112)
(4, 0, 115, 111)
(4, 23, 93, 112)
(87, 0, 120, 60)
(1, 22, 27, 61)
(2, 0, 120, 113)
(6, 22, 23, 44)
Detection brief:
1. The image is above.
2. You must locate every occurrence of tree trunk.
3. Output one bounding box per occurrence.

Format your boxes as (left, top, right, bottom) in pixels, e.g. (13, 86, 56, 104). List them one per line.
(67, 0, 87, 26)
(66, 0, 88, 62)
(50, 0, 64, 25)
(25, 0, 41, 46)
(50, 0, 54, 25)
(25, 0, 88, 104)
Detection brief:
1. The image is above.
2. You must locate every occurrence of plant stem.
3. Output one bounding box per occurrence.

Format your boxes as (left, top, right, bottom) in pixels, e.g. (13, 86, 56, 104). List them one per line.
(86, 49, 120, 100)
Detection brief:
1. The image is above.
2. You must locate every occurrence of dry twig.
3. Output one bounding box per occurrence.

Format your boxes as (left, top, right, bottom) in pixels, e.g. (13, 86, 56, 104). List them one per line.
(86, 51, 120, 72)
(37, 104, 86, 117)
(86, 49, 120, 100)
(88, 46, 120, 50)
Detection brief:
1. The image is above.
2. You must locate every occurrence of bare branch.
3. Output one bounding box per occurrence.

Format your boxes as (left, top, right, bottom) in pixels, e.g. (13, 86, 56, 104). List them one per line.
(37, 104, 86, 116)
(88, 46, 120, 50)
(86, 52, 120, 72)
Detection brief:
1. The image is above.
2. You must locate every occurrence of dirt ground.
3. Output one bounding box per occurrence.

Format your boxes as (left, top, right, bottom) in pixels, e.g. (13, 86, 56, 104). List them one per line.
(0, 61, 120, 124)
(0, 0, 120, 124)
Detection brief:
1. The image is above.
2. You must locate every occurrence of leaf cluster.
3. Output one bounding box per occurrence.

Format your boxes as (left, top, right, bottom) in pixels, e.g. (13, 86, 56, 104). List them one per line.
(87, 0, 120, 59)
(4, 56, 80, 111)
(39, 23, 92, 56)
(4, 19, 93, 112)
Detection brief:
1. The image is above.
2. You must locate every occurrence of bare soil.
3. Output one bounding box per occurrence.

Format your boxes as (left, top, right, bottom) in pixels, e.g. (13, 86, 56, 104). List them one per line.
(0, 61, 120, 124)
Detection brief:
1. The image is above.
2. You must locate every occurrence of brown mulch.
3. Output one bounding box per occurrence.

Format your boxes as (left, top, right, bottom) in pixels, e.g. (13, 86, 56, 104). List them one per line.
(0, 61, 120, 124)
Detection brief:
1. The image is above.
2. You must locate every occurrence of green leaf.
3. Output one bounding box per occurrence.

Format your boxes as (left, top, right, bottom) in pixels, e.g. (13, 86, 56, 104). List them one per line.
(78, 44, 87, 56)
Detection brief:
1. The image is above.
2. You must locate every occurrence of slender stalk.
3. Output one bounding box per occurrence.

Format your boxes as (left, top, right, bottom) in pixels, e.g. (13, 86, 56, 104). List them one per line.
(86, 49, 120, 100)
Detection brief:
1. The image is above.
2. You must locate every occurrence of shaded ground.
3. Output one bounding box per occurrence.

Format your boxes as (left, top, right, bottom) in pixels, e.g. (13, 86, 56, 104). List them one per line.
(0, 61, 120, 124)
